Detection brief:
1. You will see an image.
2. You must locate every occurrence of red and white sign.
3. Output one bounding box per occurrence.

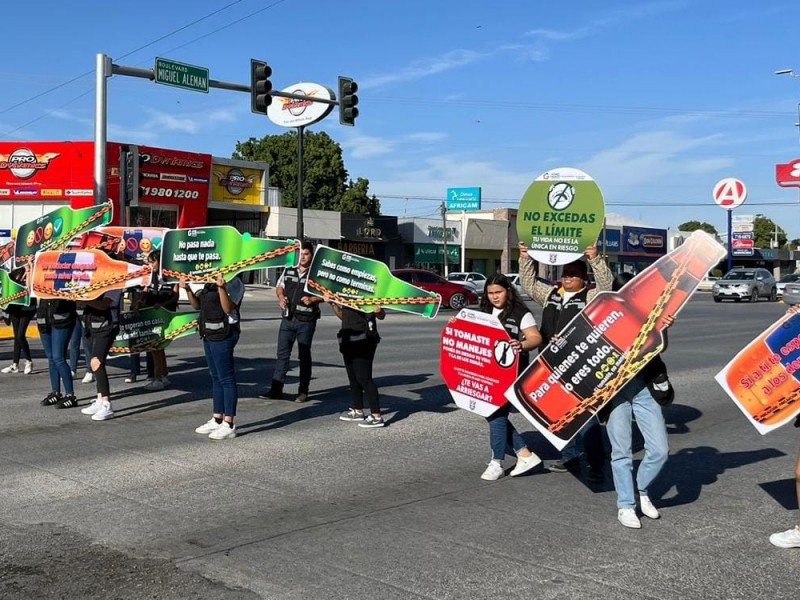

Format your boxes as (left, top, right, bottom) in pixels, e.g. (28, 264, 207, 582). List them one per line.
(440, 308, 519, 417)
(713, 178, 747, 209)
(731, 238, 754, 250)
(776, 160, 800, 188)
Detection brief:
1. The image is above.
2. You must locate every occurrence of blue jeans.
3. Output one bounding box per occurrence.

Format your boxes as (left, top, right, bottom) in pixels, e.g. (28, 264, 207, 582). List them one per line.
(272, 318, 317, 392)
(606, 376, 669, 509)
(41, 325, 75, 394)
(486, 404, 527, 460)
(69, 320, 91, 373)
(203, 331, 240, 417)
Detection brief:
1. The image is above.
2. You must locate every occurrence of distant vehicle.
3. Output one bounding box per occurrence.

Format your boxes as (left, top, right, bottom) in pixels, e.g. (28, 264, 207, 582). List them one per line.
(696, 275, 719, 292)
(777, 273, 800, 298)
(447, 272, 487, 294)
(712, 268, 777, 303)
(503, 274, 529, 299)
(783, 282, 800, 305)
(392, 269, 480, 310)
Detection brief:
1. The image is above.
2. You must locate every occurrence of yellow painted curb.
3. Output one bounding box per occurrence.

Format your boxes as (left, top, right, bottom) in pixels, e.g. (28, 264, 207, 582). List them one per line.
(0, 325, 40, 341)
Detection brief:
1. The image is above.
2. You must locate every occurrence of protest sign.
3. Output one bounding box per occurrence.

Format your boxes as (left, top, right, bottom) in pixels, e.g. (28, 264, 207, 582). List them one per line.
(0, 269, 29, 309)
(110, 307, 200, 354)
(98, 227, 167, 264)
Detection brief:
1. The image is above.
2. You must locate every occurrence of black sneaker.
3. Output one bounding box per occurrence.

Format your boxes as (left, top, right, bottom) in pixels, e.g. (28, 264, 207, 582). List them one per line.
(547, 457, 581, 473)
(41, 391, 62, 406)
(56, 394, 79, 409)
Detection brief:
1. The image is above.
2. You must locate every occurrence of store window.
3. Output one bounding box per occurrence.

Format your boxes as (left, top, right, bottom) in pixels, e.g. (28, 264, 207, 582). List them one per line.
(128, 205, 178, 228)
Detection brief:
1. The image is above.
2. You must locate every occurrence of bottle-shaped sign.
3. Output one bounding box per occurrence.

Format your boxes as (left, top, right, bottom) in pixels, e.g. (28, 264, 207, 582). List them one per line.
(716, 311, 800, 433)
(509, 230, 726, 446)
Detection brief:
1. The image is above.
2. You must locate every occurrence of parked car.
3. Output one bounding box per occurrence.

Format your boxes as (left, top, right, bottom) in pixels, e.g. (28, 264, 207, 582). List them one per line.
(777, 273, 800, 298)
(447, 272, 487, 294)
(712, 268, 777, 303)
(503, 273, 529, 299)
(392, 269, 480, 310)
(696, 275, 719, 292)
(783, 282, 800, 305)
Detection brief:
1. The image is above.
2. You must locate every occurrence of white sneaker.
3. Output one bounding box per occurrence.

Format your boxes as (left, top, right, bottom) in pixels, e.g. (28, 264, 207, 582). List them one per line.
(770, 526, 800, 548)
(510, 452, 542, 477)
(124, 375, 137, 383)
(1, 364, 18, 374)
(144, 379, 165, 391)
(80, 400, 101, 415)
(195, 418, 221, 434)
(618, 508, 642, 529)
(208, 422, 236, 440)
(160, 377, 171, 387)
(71, 370, 77, 378)
(82, 372, 94, 384)
(639, 495, 660, 519)
(91, 401, 114, 421)
(481, 460, 505, 481)
(23, 360, 32, 374)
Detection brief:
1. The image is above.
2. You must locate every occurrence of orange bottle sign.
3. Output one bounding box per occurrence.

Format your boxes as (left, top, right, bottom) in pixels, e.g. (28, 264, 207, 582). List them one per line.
(440, 309, 520, 416)
(716, 311, 800, 434)
(506, 231, 726, 449)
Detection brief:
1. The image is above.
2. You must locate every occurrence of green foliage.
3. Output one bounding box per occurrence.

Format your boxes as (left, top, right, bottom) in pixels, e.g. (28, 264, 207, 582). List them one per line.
(753, 215, 786, 249)
(232, 131, 379, 214)
(678, 220, 717, 234)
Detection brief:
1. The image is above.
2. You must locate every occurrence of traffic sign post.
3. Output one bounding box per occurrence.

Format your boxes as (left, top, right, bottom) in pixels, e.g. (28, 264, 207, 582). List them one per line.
(713, 177, 748, 272)
(446, 187, 481, 211)
(154, 58, 209, 93)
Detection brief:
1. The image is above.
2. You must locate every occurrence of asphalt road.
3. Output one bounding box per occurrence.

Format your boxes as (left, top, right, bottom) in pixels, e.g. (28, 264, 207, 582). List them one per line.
(1, 289, 798, 599)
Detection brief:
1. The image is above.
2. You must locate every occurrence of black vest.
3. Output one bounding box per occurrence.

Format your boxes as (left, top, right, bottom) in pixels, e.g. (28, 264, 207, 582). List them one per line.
(540, 287, 590, 346)
(36, 299, 77, 333)
(338, 307, 380, 344)
(497, 303, 534, 372)
(283, 267, 319, 322)
(197, 284, 240, 341)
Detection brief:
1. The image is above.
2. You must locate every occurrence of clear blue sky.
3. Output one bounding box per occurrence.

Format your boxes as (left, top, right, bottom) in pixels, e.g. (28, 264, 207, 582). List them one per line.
(3, 1, 800, 237)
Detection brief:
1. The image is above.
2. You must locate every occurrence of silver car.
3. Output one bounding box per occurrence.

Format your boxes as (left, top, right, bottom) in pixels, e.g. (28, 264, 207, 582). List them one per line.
(712, 268, 777, 303)
(777, 273, 800, 298)
(784, 283, 800, 305)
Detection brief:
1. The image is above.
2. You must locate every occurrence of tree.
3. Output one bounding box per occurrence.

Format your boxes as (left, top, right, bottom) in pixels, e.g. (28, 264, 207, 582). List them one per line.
(678, 220, 717, 234)
(232, 131, 379, 213)
(754, 215, 787, 249)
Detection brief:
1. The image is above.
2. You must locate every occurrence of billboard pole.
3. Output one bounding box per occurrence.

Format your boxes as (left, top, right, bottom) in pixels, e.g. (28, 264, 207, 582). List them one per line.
(94, 53, 111, 205)
(297, 125, 305, 240)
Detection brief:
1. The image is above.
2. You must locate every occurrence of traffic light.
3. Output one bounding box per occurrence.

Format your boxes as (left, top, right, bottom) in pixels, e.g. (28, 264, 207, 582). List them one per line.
(123, 145, 146, 205)
(251, 59, 273, 115)
(338, 76, 359, 126)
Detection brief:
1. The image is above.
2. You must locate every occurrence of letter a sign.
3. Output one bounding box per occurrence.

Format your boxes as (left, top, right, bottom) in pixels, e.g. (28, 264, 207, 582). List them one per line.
(713, 178, 747, 210)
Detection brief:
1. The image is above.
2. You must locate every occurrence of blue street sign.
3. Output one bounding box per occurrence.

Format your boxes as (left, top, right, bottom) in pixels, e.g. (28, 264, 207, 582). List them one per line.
(446, 187, 481, 211)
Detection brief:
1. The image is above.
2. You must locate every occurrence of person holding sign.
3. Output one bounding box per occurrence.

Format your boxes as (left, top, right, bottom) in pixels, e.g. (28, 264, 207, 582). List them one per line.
(325, 291, 386, 428)
(182, 274, 245, 441)
(519, 242, 611, 477)
(36, 298, 78, 408)
(478, 275, 543, 481)
(1, 267, 36, 375)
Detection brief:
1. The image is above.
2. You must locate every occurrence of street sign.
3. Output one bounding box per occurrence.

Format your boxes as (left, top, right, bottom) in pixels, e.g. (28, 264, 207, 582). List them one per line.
(732, 248, 754, 257)
(446, 187, 481, 211)
(713, 178, 747, 209)
(154, 58, 209, 93)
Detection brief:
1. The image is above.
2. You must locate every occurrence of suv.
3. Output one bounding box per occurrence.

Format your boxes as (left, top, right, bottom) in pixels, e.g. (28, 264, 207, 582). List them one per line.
(447, 272, 487, 295)
(712, 268, 777, 303)
(392, 269, 480, 310)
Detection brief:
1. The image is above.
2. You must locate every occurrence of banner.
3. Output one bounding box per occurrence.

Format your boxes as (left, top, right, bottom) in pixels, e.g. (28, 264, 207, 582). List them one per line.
(506, 231, 726, 450)
(31, 249, 152, 301)
(0, 230, 12, 270)
(716, 311, 800, 434)
(440, 309, 519, 416)
(110, 307, 199, 354)
(98, 227, 168, 264)
(0, 269, 30, 308)
(14, 202, 113, 266)
(517, 167, 605, 265)
(305, 245, 441, 318)
(161, 226, 299, 282)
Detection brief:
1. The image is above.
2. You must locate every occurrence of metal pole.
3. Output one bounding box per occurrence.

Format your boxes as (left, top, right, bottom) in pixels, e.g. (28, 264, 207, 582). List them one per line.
(461, 211, 467, 271)
(727, 209, 733, 271)
(296, 125, 305, 240)
(94, 53, 111, 206)
(441, 202, 449, 277)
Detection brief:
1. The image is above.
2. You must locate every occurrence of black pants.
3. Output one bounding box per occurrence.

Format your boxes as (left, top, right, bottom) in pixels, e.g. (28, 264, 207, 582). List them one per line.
(88, 326, 119, 397)
(10, 313, 32, 363)
(341, 339, 379, 414)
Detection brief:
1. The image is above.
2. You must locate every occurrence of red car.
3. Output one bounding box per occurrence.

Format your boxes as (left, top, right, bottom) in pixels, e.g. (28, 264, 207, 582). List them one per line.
(391, 269, 480, 310)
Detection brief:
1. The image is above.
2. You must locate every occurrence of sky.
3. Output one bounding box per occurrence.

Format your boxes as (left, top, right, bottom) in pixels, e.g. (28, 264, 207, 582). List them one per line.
(3, 1, 800, 237)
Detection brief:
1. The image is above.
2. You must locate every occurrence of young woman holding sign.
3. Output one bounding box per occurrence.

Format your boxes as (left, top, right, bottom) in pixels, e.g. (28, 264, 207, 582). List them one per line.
(478, 274, 543, 480)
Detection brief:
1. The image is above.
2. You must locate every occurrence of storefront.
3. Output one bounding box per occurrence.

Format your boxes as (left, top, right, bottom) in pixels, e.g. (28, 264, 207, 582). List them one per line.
(206, 157, 270, 236)
(398, 217, 462, 274)
(337, 214, 401, 269)
(618, 226, 667, 274)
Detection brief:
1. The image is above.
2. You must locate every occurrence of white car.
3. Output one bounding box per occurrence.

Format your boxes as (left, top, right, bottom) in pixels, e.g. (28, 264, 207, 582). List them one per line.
(696, 275, 719, 292)
(447, 272, 487, 294)
(504, 273, 530, 299)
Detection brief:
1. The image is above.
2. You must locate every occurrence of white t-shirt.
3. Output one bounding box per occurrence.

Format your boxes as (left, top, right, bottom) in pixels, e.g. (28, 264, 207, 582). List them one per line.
(491, 307, 536, 329)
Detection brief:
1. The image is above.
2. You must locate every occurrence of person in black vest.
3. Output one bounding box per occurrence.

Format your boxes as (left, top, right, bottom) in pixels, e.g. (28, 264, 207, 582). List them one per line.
(37, 298, 78, 408)
(519, 242, 613, 477)
(324, 291, 386, 428)
(182, 274, 245, 441)
(478, 274, 544, 480)
(260, 242, 323, 403)
(1, 267, 36, 375)
(139, 250, 179, 392)
(78, 289, 123, 421)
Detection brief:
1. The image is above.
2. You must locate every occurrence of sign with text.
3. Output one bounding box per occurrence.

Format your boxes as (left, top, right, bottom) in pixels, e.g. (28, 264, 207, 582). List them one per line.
(305, 245, 441, 318)
(0, 269, 29, 308)
(111, 307, 200, 354)
(98, 227, 167, 265)
(716, 311, 800, 434)
(776, 159, 800, 188)
(713, 178, 747, 209)
(135, 145, 212, 210)
(446, 187, 482, 211)
(155, 57, 209, 93)
(506, 231, 726, 450)
(517, 167, 605, 265)
(440, 309, 519, 416)
(267, 82, 335, 128)
(161, 226, 299, 282)
(0, 140, 94, 200)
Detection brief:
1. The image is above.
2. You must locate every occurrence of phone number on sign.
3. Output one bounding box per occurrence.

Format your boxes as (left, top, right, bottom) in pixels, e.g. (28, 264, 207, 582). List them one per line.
(141, 187, 201, 199)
